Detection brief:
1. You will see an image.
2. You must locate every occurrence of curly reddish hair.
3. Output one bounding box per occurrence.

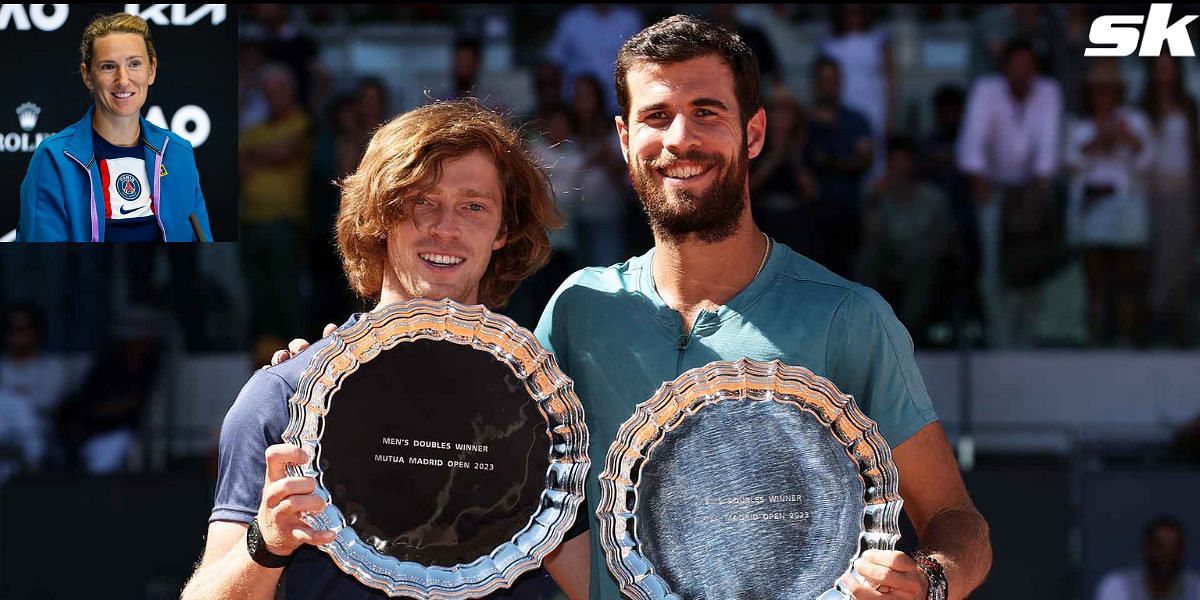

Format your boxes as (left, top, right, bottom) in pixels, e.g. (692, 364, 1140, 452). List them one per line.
(336, 99, 560, 308)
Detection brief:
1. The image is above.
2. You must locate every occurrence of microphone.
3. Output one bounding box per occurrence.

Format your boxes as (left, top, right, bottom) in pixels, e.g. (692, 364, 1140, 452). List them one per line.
(189, 214, 208, 242)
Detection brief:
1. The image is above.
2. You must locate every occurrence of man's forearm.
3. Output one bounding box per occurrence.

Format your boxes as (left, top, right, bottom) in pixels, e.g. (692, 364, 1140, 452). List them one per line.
(180, 532, 285, 600)
(917, 505, 992, 600)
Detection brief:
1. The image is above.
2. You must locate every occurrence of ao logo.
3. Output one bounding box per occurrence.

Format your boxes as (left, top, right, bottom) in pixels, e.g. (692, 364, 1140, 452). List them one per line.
(0, 4, 69, 31)
(145, 105, 211, 148)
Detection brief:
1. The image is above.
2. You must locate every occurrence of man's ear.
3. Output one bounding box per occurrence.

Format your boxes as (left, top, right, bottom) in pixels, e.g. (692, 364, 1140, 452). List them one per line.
(615, 115, 630, 165)
(746, 107, 766, 160)
(492, 225, 507, 251)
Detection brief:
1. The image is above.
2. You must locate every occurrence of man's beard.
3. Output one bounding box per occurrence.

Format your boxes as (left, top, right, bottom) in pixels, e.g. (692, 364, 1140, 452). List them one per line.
(631, 144, 748, 244)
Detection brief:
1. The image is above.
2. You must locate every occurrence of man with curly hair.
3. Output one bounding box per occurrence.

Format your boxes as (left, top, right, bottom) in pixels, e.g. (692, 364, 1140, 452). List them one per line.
(181, 99, 563, 599)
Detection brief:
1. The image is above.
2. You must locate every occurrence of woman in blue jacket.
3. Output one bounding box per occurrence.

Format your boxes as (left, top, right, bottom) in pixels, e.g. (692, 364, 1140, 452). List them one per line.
(17, 12, 212, 242)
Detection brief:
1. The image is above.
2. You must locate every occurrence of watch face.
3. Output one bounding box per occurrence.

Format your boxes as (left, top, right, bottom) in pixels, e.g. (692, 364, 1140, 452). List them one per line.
(247, 520, 261, 551)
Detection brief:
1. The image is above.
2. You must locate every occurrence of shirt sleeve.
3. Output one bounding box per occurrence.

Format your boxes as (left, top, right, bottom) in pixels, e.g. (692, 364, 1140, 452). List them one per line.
(1063, 118, 1089, 173)
(535, 270, 590, 377)
(18, 147, 70, 242)
(825, 287, 938, 449)
(1092, 572, 1127, 600)
(210, 368, 294, 523)
(1124, 109, 1156, 174)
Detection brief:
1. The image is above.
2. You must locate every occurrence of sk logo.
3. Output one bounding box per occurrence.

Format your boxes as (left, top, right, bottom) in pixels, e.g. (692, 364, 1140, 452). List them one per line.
(160, 163, 168, 177)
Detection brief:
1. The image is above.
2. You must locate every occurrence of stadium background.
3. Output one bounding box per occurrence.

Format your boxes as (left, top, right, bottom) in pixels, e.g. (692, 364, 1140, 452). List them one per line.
(1, 4, 1199, 599)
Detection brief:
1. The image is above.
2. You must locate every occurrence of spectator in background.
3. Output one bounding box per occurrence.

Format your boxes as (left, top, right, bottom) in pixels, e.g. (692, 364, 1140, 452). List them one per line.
(239, 41, 269, 131)
(969, 4, 1057, 79)
(529, 103, 585, 266)
(1095, 515, 1200, 600)
(1064, 59, 1153, 347)
(525, 61, 565, 125)
(750, 88, 816, 253)
(0, 303, 67, 477)
(712, 4, 782, 88)
(859, 137, 957, 345)
(804, 55, 874, 278)
(447, 35, 482, 101)
(546, 4, 642, 114)
(309, 93, 367, 332)
(920, 84, 982, 331)
(819, 3, 894, 182)
(241, 4, 321, 112)
(357, 77, 391, 139)
(56, 307, 165, 475)
(571, 74, 630, 266)
(438, 35, 508, 114)
(1140, 54, 1198, 348)
(238, 63, 314, 341)
(1055, 4, 1095, 114)
(957, 38, 1062, 347)
(513, 103, 588, 328)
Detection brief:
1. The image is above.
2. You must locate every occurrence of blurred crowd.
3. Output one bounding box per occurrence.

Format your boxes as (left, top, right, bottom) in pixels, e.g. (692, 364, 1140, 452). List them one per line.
(1, 1, 1199, 480)
(0, 6, 1199, 598)
(231, 3, 1200, 354)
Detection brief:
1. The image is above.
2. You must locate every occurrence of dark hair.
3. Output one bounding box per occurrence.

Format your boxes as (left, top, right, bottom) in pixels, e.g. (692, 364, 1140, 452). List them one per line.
(1143, 514, 1186, 543)
(831, 4, 873, 37)
(357, 76, 388, 98)
(615, 14, 761, 127)
(454, 35, 481, 56)
(1139, 54, 1199, 157)
(5, 302, 46, 339)
(886, 135, 916, 156)
(811, 54, 841, 79)
(1000, 37, 1038, 70)
(933, 84, 965, 110)
(573, 74, 604, 106)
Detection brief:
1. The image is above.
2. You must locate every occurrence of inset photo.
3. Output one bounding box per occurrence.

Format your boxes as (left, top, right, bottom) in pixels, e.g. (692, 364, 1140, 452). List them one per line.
(0, 3, 236, 241)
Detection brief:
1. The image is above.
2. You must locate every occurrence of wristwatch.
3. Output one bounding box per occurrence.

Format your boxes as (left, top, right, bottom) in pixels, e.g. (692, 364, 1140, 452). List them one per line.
(246, 517, 292, 568)
(915, 553, 948, 600)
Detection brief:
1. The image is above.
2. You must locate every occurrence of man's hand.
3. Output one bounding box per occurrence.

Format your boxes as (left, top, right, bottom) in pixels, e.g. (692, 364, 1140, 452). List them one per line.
(269, 323, 338, 366)
(256, 444, 336, 556)
(838, 550, 929, 599)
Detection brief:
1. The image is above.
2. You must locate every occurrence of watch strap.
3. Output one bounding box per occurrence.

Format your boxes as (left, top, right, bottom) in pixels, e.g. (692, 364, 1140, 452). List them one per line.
(247, 517, 293, 569)
(914, 552, 948, 600)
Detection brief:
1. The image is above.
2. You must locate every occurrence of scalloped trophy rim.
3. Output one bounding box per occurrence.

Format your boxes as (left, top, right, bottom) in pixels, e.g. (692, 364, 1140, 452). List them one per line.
(596, 358, 902, 600)
(282, 298, 590, 599)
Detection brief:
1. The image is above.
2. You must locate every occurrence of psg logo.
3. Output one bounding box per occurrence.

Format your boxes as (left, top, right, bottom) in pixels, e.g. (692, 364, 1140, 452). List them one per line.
(115, 173, 141, 201)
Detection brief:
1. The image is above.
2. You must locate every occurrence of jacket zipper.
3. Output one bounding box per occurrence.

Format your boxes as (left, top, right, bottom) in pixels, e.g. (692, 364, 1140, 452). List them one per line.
(63, 150, 99, 242)
(152, 137, 168, 240)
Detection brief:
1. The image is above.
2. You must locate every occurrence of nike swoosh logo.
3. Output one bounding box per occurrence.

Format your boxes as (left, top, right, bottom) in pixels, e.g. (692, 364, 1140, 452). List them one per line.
(118, 204, 146, 215)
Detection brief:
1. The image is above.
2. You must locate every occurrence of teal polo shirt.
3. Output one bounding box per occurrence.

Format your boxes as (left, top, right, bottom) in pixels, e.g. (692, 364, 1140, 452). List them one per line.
(534, 240, 938, 599)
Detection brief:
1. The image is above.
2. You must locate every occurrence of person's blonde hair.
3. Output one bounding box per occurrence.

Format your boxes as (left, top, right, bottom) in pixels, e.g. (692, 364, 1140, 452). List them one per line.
(336, 99, 561, 308)
(80, 12, 156, 67)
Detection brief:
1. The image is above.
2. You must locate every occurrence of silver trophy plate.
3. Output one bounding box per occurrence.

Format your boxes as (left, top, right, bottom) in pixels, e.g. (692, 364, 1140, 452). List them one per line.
(283, 299, 589, 599)
(597, 359, 902, 599)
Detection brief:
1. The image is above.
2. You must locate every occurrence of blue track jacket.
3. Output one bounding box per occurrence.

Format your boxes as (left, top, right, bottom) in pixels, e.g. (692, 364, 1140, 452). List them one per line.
(17, 106, 213, 242)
